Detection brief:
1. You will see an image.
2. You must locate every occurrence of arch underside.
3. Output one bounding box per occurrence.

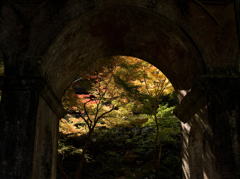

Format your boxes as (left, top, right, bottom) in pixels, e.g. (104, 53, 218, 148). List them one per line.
(41, 5, 206, 99)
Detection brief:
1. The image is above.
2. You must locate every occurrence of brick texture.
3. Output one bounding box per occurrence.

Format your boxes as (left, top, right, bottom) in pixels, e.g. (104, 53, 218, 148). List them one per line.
(0, 0, 239, 179)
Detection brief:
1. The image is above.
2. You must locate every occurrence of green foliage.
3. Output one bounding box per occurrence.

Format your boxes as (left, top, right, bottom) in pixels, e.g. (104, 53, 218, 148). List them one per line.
(159, 91, 178, 107)
(142, 104, 176, 127)
(57, 115, 181, 179)
(59, 56, 178, 178)
(156, 104, 175, 118)
(58, 103, 180, 178)
(62, 56, 175, 122)
(74, 122, 86, 128)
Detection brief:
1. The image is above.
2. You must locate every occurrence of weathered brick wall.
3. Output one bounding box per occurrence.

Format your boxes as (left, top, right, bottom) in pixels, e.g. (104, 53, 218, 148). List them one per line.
(180, 95, 217, 179)
(207, 89, 240, 179)
(0, 85, 40, 178)
(31, 95, 59, 179)
(1, 0, 238, 78)
(176, 77, 240, 179)
(41, 4, 206, 98)
(0, 1, 240, 179)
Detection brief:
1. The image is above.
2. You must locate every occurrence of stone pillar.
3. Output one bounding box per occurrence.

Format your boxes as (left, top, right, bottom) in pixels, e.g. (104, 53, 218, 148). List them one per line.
(0, 76, 41, 178)
(175, 84, 211, 179)
(207, 89, 240, 179)
(174, 76, 240, 179)
(180, 121, 191, 179)
(188, 118, 203, 179)
(0, 76, 66, 179)
(177, 96, 214, 179)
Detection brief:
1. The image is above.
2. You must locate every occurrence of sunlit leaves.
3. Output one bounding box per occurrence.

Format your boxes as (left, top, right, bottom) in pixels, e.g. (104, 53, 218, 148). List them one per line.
(62, 56, 175, 119)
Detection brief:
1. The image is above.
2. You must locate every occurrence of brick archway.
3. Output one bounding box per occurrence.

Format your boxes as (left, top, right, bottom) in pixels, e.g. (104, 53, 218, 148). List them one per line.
(41, 5, 206, 100)
(0, 1, 240, 179)
(38, 6, 212, 179)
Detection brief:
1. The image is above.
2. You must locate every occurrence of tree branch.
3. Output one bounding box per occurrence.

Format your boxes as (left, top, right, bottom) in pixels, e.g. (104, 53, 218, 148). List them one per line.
(96, 106, 116, 122)
(79, 112, 90, 129)
(84, 100, 92, 128)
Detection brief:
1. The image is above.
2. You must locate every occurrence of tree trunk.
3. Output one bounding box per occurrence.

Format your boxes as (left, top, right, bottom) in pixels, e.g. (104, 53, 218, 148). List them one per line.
(75, 129, 94, 179)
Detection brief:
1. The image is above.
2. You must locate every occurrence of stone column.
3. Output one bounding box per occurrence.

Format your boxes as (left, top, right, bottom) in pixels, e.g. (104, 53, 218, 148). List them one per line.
(174, 83, 210, 179)
(0, 76, 42, 178)
(174, 76, 240, 179)
(0, 76, 66, 179)
(207, 88, 240, 179)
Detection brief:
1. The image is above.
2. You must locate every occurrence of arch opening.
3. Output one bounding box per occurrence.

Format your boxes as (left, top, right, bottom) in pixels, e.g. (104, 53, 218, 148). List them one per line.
(61, 56, 179, 126)
(39, 5, 207, 179)
(58, 56, 182, 178)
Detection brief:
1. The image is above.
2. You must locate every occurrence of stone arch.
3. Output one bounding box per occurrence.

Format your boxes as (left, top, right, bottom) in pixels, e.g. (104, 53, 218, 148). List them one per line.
(37, 7, 208, 177)
(40, 5, 207, 103)
(31, 0, 207, 59)
(38, 7, 207, 177)
(0, 1, 240, 179)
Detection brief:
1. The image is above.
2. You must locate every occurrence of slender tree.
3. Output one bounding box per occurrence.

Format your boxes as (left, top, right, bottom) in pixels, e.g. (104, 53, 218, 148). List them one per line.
(112, 58, 173, 174)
